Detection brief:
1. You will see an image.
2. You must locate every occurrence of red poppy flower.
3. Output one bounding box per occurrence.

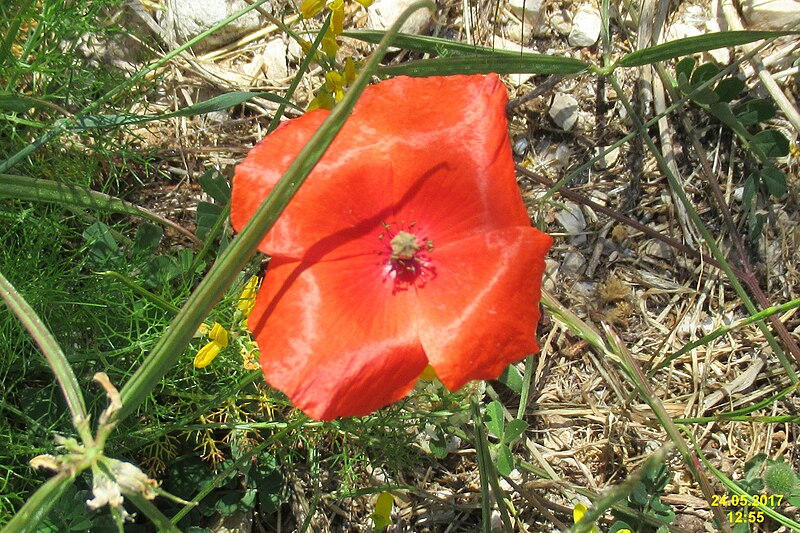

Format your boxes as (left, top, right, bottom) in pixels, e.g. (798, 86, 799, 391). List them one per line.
(231, 74, 552, 420)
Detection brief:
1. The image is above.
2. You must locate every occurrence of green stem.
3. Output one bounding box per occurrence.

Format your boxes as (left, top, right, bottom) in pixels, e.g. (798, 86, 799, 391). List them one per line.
(0, 473, 75, 533)
(0, 271, 91, 442)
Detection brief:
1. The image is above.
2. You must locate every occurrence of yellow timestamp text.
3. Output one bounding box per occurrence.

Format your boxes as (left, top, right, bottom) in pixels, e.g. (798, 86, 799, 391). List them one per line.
(727, 510, 764, 524)
(711, 494, 784, 507)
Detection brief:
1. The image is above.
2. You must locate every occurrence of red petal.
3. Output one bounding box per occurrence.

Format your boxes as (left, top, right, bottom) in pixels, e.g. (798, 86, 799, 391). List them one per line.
(361, 74, 530, 241)
(415, 227, 553, 391)
(231, 111, 395, 261)
(231, 74, 527, 260)
(249, 254, 428, 420)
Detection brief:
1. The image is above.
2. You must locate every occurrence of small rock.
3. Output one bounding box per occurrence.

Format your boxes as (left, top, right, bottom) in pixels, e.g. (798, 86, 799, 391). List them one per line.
(543, 259, 559, 292)
(507, 0, 545, 38)
(560, 251, 586, 277)
(740, 0, 800, 30)
(367, 0, 432, 35)
(549, 8, 573, 36)
(506, 20, 535, 45)
(733, 186, 745, 202)
(549, 93, 579, 131)
(594, 145, 620, 169)
(508, 0, 545, 27)
(568, 4, 602, 47)
(555, 201, 587, 243)
(159, 0, 267, 51)
(644, 240, 673, 261)
(262, 37, 289, 81)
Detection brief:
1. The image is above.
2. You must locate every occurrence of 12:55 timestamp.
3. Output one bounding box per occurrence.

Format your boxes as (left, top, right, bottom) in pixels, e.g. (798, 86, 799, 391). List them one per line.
(727, 510, 765, 524)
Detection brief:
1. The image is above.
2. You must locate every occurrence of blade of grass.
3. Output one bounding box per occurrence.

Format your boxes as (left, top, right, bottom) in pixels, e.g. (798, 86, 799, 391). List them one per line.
(0, 173, 200, 245)
(615, 30, 794, 68)
(96, 271, 181, 315)
(0, 473, 75, 533)
(126, 493, 181, 533)
(116, 0, 436, 421)
(378, 54, 589, 77)
(266, 12, 331, 134)
(66, 91, 300, 130)
(471, 400, 496, 533)
(656, 297, 800, 371)
(0, 271, 90, 441)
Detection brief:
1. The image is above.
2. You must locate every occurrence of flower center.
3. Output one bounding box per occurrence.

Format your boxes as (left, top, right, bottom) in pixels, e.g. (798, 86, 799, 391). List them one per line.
(377, 222, 435, 290)
(390, 231, 420, 260)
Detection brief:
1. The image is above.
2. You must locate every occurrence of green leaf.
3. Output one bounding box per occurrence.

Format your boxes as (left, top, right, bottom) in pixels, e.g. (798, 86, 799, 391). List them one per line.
(496, 444, 515, 476)
(714, 76, 746, 102)
(617, 30, 794, 68)
(428, 427, 449, 459)
(247, 453, 285, 515)
(686, 62, 720, 104)
(608, 521, 634, 533)
(752, 130, 790, 158)
(68, 91, 300, 130)
(132, 223, 163, 257)
(140, 256, 181, 289)
(498, 364, 524, 393)
(629, 481, 649, 507)
(504, 419, 528, 443)
(748, 212, 766, 243)
(215, 490, 247, 517)
(0, 92, 41, 113)
(378, 54, 589, 77)
(675, 57, 696, 85)
(760, 166, 787, 197)
(198, 168, 231, 204)
(485, 400, 505, 439)
(743, 173, 757, 209)
(734, 98, 775, 125)
(371, 492, 394, 532)
(196, 201, 224, 241)
(690, 62, 720, 85)
(83, 221, 119, 268)
(744, 454, 767, 480)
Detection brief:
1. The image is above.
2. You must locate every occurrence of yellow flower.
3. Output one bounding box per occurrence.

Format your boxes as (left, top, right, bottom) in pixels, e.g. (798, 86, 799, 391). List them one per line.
(321, 23, 339, 57)
(237, 276, 260, 316)
(308, 58, 359, 110)
(194, 341, 223, 369)
(329, 0, 345, 34)
(208, 322, 229, 345)
(193, 322, 229, 368)
(299, 0, 326, 18)
(572, 503, 600, 533)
